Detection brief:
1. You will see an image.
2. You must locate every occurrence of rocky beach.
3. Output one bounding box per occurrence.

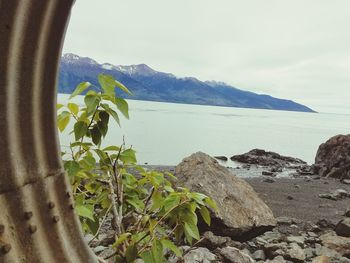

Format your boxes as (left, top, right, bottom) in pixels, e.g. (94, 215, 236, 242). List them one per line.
(93, 135, 350, 263)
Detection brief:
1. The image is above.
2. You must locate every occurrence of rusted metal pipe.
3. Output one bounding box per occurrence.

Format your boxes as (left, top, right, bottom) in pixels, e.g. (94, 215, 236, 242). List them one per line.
(0, 0, 97, 261)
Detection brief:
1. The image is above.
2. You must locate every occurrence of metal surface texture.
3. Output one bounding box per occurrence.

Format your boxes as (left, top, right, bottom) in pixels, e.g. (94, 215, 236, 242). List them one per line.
(0, 0, 97, 262)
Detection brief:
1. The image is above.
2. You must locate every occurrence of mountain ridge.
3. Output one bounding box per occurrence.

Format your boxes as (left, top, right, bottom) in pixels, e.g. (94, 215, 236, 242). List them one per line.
(58, 53, 315, 113)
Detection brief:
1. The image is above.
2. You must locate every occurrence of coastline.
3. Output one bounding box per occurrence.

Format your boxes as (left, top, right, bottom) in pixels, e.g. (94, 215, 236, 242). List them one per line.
(143, 164, 350, 225)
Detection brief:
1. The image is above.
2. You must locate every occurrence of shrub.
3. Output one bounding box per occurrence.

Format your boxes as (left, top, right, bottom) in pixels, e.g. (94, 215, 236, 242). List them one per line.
(57, 74, 216, 262)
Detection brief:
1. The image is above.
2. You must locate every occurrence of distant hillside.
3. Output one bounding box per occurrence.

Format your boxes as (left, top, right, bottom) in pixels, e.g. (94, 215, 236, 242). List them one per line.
(58, 53, 315, 113)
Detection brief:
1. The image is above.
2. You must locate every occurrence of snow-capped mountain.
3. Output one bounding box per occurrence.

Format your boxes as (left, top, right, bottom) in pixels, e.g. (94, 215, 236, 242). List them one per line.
(58, 53, 315, 112)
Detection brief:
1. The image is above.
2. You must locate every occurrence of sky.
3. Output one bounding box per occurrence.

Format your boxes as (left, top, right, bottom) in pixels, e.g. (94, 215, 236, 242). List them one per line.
(63, 0, 350, 114)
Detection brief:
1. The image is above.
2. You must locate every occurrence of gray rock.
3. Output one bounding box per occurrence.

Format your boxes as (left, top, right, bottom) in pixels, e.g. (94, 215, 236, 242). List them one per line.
(259, 231, 282, 243)
(335, 218, 350, 237)
(183, 247, 217, 263)
(264, 242, 305, 262)
(339, 257, 350, 263)
(252, 250, 266, 261)
(202, 231, 231, 249)
(342, 179, 350, 185)
(175, 152, 276, 239)
(286, 242, 305, 262)
(286, 236, 305, 247)
(304, 247, 314, 259)
(312, 256, 330, 263)
(318, 189, 350, 201)
(218, 246, 254, 263)
(268, 256, 287, 263)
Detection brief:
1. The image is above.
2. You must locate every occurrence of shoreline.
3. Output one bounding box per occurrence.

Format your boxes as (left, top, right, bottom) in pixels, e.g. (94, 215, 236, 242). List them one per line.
(143, 164, 350, 225)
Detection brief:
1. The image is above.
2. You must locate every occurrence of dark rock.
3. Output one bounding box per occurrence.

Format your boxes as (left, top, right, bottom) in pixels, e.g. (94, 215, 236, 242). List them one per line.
(262, 171, 276, 176)
(175, 152, 276, 240)
(214, 155, 228, 161)
(286, 195, 294, 200)
(230, 149, 306, 168)
(335, 218, 350, 237)
(276, 217, 299, 225)
(344, 209, 350, 217)
(314, 134, 350, 179)
(263, 178, 276, 183)
(317, 219, 335, 229)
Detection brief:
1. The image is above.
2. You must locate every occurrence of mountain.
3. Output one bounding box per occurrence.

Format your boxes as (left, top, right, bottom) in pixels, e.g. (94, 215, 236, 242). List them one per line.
(58, 53, 315, 112)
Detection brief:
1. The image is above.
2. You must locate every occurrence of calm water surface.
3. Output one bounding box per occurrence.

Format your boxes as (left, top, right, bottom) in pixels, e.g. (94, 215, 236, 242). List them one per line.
(58, 94, 350, 165)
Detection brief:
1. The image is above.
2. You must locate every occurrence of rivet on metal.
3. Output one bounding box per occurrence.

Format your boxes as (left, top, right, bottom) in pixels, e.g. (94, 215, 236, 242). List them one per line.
(29, 225, 37, 234)
(52, 216, 60, 223)
(1, 243, 11, 254)
(24, 211, 33, 220)
(0, 224, 4, 234)
(48, 202, 55, 209)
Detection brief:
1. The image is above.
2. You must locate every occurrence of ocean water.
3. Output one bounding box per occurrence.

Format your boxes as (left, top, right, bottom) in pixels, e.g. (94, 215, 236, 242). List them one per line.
(58, 94, 350, 166)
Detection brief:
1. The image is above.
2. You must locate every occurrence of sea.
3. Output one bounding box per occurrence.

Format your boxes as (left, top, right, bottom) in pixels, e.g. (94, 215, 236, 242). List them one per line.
(58, 94, 350, 166)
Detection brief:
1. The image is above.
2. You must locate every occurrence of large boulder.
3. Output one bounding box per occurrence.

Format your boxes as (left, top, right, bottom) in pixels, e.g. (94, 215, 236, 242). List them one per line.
(320, 231, 350, 257)
(335, 218, 350, 237)
(314, 134, 350, 179)
(175, 152, 276, 240)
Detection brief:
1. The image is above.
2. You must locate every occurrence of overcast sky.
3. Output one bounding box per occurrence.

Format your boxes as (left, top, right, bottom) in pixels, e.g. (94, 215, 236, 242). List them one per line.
(63, 0, 350, 114)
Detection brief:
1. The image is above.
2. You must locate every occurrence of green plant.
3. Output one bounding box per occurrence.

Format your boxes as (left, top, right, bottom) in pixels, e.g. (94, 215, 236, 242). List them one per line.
(57, 74, 216, 262)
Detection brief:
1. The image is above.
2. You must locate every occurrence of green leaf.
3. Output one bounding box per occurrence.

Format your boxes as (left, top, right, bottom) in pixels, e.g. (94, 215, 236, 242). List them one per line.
(199, 206, 211, 226)
(86, 216, 99, 235)
(84, 94, 100, 115)
(115, 98, 129, 119)
(102, 145, 120, 151)
(64, 160, 80, 177)
(120, 149, 137, 164)
(126, 197, 144, 211)
(163, 195, 180, 212)
(152, 240, 164, 263)
(98, 74, 116, 95)
(75, 204, 95, 221)
(112, 233, 131, 248)
(205, 197, 218, 211)
(57, 103, 64, 110)
(68, 103, 79, 116)
(90, 126, 101, 146)
(141, 251, 154, 263)
(97, 111, 109, 137)
(100, 103, 120, 126)
(161, 239, 181, 257)
(74, 121, 88, 141)
(184, 222, 200, 240)
(57, 111, 71, 132)
(151, 191, 164, 210)
(125, 245, 138, 263)
(70, 81, 91, 98)
(115, 79, 132, 95)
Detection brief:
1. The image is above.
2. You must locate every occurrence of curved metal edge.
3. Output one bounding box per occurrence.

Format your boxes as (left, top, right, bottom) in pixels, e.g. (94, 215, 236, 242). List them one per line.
(0, 0, 97, 262)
